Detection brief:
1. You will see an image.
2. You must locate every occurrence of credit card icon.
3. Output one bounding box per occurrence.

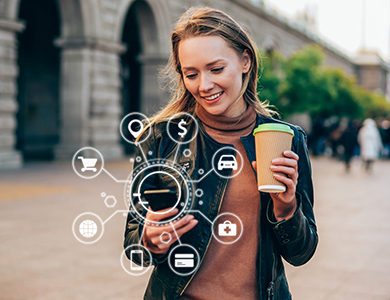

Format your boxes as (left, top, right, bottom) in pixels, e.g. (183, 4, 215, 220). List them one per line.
(175, 254, 194, 268)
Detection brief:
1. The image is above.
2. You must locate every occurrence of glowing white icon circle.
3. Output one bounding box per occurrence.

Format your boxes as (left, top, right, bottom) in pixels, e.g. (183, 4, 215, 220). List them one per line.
(72, 212, 104, 244)
(121, 244, 153, 276)
(167, 112, 199, 144)
(167, 244, 200, 276)
(212, 212, 243, 244)
(128, 119, 144, 138)
(120, 112, 151, 144)
(72, 147, 104, 179)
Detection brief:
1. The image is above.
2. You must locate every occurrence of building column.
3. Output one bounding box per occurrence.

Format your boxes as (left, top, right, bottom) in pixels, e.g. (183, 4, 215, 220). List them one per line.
(55, 38, 126, 160)
(138, 54, 169, 114)
(0, 18, 24, 169)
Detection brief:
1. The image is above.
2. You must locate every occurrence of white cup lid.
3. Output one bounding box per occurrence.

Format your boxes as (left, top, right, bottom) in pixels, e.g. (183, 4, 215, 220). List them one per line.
(258, 185, 286, 193)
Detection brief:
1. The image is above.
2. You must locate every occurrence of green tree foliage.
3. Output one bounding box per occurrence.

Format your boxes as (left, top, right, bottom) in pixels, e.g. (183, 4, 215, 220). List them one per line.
(257, 51, 283, 114)
(256, 44, 390, 120)
(280, 45, 331, 116)
(322, 68, 362, 118)
(355, 88, 390, 119)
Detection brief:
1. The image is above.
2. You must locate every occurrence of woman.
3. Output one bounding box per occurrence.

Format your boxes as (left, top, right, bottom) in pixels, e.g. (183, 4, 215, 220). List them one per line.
(124, 7, 318, 300)
(358, 118, 383, 172)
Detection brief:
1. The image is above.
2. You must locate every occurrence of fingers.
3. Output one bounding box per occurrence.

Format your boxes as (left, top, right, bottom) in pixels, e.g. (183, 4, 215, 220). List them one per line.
(270, 165, 296, 177)
(271, 151, 298, 179)
(269, 151, 299, 193)
(146, 207, 179, 222)
(152, 218, 198, 244)
(270, 165, 298, 185)
(170, 215, 196, 231)
(268, 152, 298, 216)
(146, 214, 195, 238)
(252, 151, 298, 173)
(273, 173, 296, 191)
(143, 215, 198, 255)
(282, 150, 299, 161)
(175, 219, 198, 238)
(147, 220, 198, 253)
(272, 158, 298, 170)
(271, 152, 298, 169)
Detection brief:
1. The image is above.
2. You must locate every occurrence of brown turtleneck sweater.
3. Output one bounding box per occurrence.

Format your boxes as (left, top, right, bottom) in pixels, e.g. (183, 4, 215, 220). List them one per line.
(180, 105, 260, 300)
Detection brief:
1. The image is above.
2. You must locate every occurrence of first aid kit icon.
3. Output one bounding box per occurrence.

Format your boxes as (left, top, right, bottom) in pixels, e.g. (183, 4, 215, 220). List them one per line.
(218, 220, 237, 236)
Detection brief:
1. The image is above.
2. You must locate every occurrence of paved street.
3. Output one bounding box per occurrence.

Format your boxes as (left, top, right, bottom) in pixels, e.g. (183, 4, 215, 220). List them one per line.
(0, 156, 389, 300)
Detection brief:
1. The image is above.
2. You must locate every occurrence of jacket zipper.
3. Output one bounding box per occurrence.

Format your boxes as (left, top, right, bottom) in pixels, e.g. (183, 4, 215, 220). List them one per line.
(272, 253, 277, 281)
(179, 177, 229, 296)
(266, 253, 277, 300)
(267, 281, 274, 300)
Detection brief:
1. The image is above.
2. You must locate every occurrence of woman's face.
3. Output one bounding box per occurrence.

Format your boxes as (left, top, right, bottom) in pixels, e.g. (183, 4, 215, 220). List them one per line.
(178, 36, 251, 118)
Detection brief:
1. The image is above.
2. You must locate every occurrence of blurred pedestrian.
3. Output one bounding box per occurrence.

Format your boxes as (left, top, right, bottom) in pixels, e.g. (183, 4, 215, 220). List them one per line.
(358, 119, 383, 172)
(339, 120, 358, 172)
(324, 117, 342, 158)
(379, 119, 390, 158)
(309, 117, 326, 156)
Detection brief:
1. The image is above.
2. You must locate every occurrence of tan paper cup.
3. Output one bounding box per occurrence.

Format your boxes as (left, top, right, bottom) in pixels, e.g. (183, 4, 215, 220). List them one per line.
(253, 123, 294, 193)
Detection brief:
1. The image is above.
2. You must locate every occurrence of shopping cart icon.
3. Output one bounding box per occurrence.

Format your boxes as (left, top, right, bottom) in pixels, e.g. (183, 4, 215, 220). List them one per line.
(78, 157, 98, 172)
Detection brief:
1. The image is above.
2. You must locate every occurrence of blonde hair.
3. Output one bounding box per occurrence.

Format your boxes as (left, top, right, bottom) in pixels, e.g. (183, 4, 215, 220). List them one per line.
(136, 7, 273, 143)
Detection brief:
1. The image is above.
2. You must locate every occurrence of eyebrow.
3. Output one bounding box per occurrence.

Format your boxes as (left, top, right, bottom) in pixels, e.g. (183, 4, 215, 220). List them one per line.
(181, 59, 226, 71)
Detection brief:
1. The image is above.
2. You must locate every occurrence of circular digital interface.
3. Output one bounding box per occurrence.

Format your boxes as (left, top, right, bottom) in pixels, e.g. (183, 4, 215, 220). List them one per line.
(124, 159, 194, 226)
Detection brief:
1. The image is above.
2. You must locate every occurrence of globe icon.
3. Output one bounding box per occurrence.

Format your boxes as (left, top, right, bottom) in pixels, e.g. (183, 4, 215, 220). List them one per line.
(79, 219, 98, 238)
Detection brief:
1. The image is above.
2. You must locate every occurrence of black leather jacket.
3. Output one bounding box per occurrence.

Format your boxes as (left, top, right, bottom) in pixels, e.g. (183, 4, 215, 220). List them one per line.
(124, 114, 318, 300)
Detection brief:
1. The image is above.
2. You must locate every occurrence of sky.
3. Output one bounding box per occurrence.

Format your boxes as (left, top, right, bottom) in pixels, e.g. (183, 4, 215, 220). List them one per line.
(265, 0, 390, 61)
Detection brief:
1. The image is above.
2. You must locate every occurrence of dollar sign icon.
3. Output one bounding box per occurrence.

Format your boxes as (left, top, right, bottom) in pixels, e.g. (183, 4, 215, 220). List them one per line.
(178, 119, 188, 138)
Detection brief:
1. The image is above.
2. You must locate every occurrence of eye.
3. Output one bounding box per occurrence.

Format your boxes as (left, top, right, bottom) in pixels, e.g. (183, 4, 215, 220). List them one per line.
(212, 67, 224, 73)
(185, 73, 197, 79)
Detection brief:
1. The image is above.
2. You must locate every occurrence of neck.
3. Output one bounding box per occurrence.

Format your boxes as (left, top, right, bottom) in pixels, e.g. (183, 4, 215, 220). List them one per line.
(223, 98, 247, 118)
(195, 104, 257, 132)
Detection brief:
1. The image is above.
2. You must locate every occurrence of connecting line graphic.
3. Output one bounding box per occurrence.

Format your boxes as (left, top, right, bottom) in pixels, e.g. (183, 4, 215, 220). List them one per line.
(188, 169, 214, 183)
(102, 168, 130, 183)
(103, 210, 132, 224)
(138, 144, 148, 162)
(102, 144, 151, 184)
(170, 222, 182, 245)
(135, 210, 212, 247)
(171, 144, 181, 166)
(187, 210, 213, 224)
(139, 224, 145, 246)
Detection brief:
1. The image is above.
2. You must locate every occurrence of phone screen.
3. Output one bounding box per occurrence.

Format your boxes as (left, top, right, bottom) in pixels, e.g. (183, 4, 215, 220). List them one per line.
(130, 250, 143, 270)
(143, 189, 178, 212)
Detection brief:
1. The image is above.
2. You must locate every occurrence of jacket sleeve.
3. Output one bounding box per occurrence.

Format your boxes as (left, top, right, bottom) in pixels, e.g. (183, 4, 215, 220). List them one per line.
(266, 127, 318, 266)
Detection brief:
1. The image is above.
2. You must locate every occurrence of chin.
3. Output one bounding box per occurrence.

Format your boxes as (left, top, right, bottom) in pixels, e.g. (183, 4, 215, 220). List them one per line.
(203, 107, 227, 116)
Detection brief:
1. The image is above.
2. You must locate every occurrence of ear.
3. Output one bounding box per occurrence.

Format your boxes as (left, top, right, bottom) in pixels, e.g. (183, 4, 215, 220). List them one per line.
(242, 49, 251, 74)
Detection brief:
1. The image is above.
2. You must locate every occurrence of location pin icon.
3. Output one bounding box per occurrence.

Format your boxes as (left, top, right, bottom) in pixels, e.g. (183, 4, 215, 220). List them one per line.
(128, 119, 144, 138)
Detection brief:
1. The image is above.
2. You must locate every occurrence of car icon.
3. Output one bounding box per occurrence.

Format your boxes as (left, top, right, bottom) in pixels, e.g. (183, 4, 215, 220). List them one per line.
(218, 155, 238, 170)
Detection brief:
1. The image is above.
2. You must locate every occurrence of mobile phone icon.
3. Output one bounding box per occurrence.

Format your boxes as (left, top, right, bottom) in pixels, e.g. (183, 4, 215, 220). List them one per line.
(130, 250, 143, 270)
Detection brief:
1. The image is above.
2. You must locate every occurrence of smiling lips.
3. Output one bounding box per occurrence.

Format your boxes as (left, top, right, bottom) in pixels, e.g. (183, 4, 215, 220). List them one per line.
(202, 91, 224, 101)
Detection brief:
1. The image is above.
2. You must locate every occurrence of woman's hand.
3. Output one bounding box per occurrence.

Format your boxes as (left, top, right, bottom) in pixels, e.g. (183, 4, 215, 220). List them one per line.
(142, 207, 198, 255)
(252, 150, 299, 221)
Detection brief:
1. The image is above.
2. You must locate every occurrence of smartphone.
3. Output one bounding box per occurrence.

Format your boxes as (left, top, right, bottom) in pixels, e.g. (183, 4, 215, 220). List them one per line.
(130, 250, 143, 270)
(143, 189, 178, 212)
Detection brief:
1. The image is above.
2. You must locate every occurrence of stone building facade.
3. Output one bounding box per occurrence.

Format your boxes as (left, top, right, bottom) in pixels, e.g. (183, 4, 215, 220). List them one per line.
(0, 0, 383, 168)
(354, 50, 388, 94)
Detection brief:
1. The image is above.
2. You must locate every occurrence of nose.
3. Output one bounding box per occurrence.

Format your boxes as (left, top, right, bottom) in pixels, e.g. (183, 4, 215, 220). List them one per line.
(199, 73, 214, 92)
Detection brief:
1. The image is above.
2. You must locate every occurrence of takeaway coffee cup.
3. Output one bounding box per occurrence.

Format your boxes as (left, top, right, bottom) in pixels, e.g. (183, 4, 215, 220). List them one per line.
(253, 123, 294, 193)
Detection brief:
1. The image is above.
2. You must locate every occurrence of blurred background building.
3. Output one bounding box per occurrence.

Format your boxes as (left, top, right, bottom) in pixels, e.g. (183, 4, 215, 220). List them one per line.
(0, 0, 388, 169)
